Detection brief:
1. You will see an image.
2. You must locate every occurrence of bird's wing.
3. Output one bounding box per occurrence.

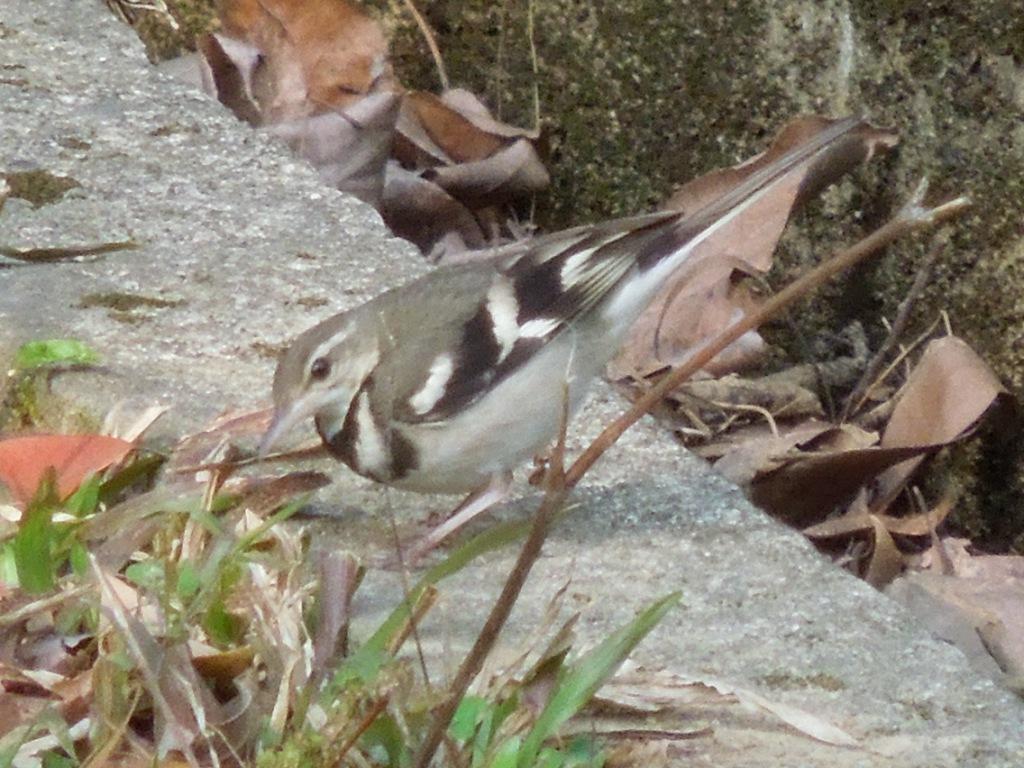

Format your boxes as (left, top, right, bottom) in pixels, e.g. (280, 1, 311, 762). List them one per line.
(386, 211, 680, 425)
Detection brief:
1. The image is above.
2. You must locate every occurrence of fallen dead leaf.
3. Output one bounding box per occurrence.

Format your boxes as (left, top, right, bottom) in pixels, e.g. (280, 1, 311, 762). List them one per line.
(380, 161, 487, 255)
(217, 0, 394, 120)
(864, 514, 904, 588)
(610, 115, 897, 380)
(804, 494, 955, 540)
(596, 665, 859, 748)
(887, 562, 1024, 687)
(873, 335, 1006, 509)
(0, 434, 135, 507)
(268, 91, 401, 206)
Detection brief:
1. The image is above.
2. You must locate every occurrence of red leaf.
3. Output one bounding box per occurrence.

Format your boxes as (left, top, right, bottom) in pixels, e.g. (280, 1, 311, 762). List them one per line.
(0, 434, 135, 507)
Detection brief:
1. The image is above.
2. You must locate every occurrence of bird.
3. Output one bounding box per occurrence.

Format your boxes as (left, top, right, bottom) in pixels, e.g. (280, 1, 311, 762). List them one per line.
(260, 116, 864, 552)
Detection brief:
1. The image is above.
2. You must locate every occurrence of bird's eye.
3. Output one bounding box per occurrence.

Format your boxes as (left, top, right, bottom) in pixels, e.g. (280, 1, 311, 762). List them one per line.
(310, 357, 331, 380)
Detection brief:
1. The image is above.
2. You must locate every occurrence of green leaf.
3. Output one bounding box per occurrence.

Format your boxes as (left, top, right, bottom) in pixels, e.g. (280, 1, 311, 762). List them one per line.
(65, 473, 102, 518)
(14, 339, 100, 370)
(124, 559, 164, 590)
(450, 696, 490, 742)
(361, 713, 408, 767)
(205, 599, 244, 645)
(41, 752, 76, 768)
(69, 540, 89, 577)
(97, 453, 164, 505)
(487, 736, 522, 768)
(12, 473, 60, 593)
(0, 543, 18, 587)
(476, 695, 518, 766)
(516, 592, 681, 768)
(176, 560, 200, 601)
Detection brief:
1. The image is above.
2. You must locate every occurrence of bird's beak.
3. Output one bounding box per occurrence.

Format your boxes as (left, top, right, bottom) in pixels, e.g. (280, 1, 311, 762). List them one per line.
(258, 401, 307, 459)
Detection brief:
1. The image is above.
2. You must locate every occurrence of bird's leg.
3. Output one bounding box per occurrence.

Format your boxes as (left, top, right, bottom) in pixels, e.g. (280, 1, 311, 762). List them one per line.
(406, 471, 514, 563)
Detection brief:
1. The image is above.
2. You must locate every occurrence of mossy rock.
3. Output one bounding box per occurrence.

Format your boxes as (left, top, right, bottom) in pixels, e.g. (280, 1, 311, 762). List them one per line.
(118, 0, 218, 61)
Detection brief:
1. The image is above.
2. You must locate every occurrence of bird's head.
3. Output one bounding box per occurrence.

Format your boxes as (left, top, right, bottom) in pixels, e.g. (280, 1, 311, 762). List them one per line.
(259, 309, 381, 457)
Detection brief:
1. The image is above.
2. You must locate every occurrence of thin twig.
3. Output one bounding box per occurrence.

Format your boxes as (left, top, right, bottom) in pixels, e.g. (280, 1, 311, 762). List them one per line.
(852, 314, 943, 415)
(411, 180, 969, 768)
(707, 400, 780, 437)
(330, 696, 390, 768)
(526, 0, 541, 134)
(494, 1, 509, 119)
(0, 585, 89, 628)
(387, 502, 434, 692)
(402, 0, 449, 90)
(565, 182, 969, 490)
(842, 236, 943, 420)
(414, 381, 573, 768)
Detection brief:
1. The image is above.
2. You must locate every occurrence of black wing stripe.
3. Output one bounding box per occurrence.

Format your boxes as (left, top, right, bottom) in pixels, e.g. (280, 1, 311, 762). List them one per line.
(424, 301, 502, 418)
(411, 217, 674, 423)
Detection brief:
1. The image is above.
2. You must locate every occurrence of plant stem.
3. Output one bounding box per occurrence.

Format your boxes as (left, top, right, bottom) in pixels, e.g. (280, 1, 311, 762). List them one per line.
(411, 180, 968, 768)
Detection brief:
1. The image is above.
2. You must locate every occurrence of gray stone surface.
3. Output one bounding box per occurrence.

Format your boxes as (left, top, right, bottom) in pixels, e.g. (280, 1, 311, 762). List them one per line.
(1, 2, 1022, 766)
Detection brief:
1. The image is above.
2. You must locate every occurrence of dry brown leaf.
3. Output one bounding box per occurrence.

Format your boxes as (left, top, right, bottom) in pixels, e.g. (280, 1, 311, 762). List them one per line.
(747, 443, 926, 525)
(713, 419, 836, 487)
(196, 32, 263, 126)
(310, 550, 360, 681)
(609, 274, 767, 380)
(746, 337, 1003, 526)
(380, 162, 487, 255)
(165, 406, 272, 476)
(426, 138, 550, 209)
(864, 514, 904, 588)
(268, 91, 401, 206)
(609, 115, 897, 380)
(218, 0, 394, 120)
(598, 666, 858, 747)
(872, 335, 1006, 508)
(93, 562, 218, 761)
(192, 645, 256, 684)
(804, 500, 953, 540)
(396, 90, 507, 166)
(887, 564, 1024, 685)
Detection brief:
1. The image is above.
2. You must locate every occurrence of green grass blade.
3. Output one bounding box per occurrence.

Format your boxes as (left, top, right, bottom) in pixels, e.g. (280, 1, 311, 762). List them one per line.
(516, 592, 681, 767)
(12, 473, 60, 594)
(332, 517, 531, 688)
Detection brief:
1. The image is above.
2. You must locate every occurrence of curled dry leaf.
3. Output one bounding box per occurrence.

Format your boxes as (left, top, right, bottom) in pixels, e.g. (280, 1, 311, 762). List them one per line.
(596, 665, 858, 748)
(609, 115, 898, 380)
(713, 419, 838, 487)
(873, 335, 1006, 508)
(426, 139, 551, 210)
(165, 406, 273, 475)
(217, 0, 394, 120)
(439, 88, 540, 141)
(395, 89, 541, 167)
(397, 90, 504, 166)
(391, 90, 548, 254)
(887, 557, 1024, 687)
(741, 336, 1005, 526)
(863, 514, 904, 588)
(196, 33, 263, 126)
(381, 161, 487, 255)
(268, 91, 401, 206)
(193, 4, 546, 257)
(804, 496, 954, 540)
(0, 434, 135, 507)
